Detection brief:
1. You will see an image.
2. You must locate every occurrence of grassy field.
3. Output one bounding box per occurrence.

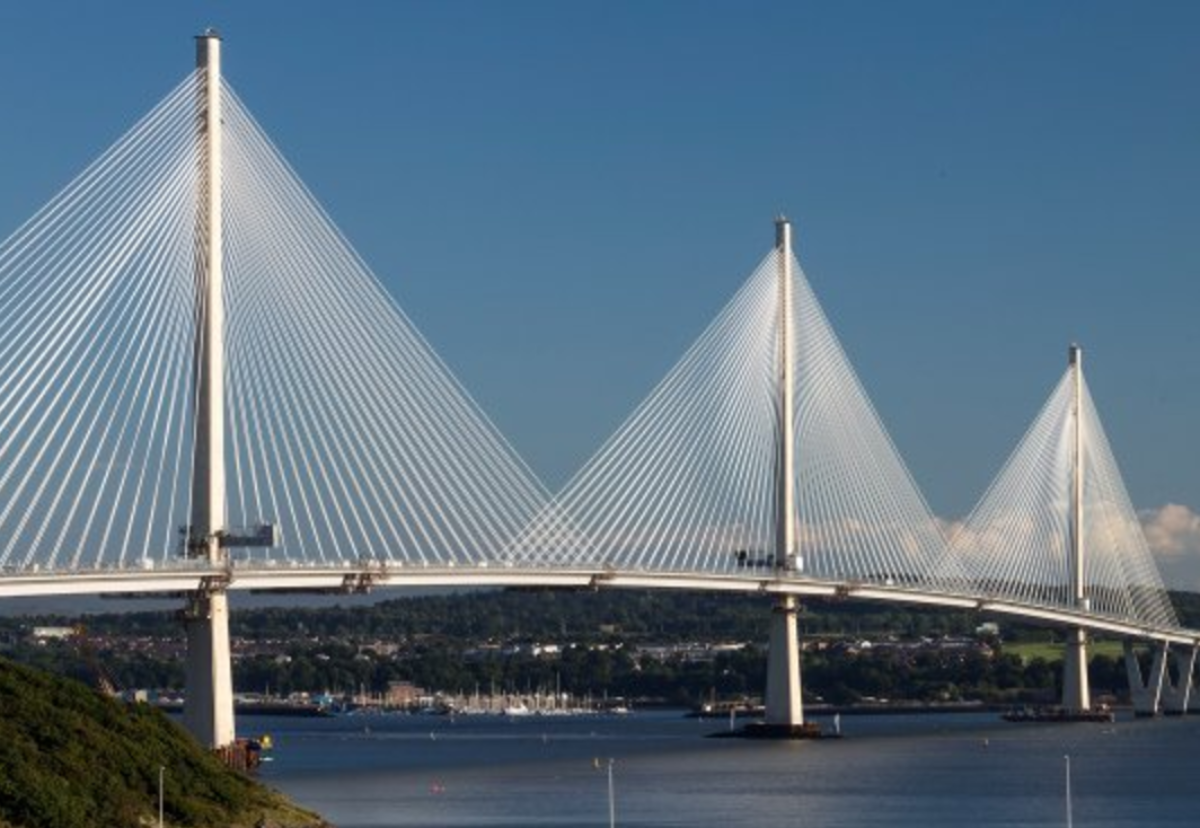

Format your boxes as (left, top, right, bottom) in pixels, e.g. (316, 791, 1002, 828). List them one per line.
(1002, 639, 1126, 664)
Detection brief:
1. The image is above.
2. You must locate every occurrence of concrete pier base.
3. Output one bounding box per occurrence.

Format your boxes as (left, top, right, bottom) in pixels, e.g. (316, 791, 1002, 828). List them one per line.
(1061, 626, 1091, 713)
(737, 721, 825, 739)
(764, 594, 802, 727)
(183, 588, 235, 748)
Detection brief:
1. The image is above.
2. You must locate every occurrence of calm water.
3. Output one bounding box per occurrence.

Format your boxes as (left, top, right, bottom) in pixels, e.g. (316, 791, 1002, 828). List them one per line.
(249, 710, 1200, 827)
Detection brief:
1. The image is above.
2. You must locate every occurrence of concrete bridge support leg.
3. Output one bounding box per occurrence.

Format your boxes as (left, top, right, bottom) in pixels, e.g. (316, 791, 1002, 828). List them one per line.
(1160, 646, 1196, 716)
(1124, 640, 1166, 717)
(1188, 647, 1200, 715)
(183, 589, 235, 748)
(1061, 626, 1091, 713)
(764, 594, 802, 727)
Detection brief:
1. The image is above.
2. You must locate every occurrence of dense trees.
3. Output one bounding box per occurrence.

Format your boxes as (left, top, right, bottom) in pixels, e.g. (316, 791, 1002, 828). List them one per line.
(3, 588, 1195, 707)
(0, 658, 323, 828)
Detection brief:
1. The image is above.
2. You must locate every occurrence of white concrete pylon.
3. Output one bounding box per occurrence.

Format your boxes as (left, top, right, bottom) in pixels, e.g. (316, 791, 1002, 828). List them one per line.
(1061, 344, 1091, 713)
(775, 216, 795, 577)
(764, 217, 802, 728)
(183, 30, 235, 750)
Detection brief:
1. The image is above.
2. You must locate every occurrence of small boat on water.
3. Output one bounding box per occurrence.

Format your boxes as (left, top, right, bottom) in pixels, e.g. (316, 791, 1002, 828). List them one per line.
(686, 701, 764, 719)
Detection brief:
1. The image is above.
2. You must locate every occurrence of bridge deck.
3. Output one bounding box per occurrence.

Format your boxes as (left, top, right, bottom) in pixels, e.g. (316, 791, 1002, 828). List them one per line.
(2, 565, 1194, 646)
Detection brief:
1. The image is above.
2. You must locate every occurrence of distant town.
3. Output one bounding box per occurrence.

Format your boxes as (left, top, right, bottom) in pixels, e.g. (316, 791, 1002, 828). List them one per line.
(5, 589, 1191, 714)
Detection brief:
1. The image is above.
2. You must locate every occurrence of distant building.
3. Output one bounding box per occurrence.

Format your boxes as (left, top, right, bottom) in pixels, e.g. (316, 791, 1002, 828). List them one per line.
(385, 681, 423, 707)
(30, 626, 75, 642)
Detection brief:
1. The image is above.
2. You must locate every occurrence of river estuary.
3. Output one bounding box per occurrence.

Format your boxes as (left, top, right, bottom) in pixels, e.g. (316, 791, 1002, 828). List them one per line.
(247, 709, 1199, 827)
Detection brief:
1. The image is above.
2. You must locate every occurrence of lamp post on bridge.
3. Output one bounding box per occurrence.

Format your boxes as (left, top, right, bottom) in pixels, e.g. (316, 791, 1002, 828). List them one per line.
(182, 29, 236, 750)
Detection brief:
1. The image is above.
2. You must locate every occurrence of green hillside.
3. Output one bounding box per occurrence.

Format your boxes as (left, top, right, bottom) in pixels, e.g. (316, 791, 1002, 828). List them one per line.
(0, 658, 327, 828)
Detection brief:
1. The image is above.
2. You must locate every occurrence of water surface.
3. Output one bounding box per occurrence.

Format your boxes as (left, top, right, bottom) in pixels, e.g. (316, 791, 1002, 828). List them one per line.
(250, 710, 1200, 827)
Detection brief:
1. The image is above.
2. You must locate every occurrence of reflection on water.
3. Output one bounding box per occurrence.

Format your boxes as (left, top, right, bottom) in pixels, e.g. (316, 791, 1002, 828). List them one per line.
(251, 710, 1200, 827)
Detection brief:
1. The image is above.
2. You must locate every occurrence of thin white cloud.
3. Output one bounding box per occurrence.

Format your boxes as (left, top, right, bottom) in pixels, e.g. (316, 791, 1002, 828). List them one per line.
(1140, 503, 1200, 558)
(1139, 504, 1200, 592)
(939, 504, 1200, 594)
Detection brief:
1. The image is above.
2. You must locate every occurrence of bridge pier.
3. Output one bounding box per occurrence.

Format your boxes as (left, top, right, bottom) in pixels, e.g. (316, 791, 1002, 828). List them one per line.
(1159, 645, 1196, 716)
(764, 594, 802, 727)
(183, 587, 235, 748)
(1061, 627, 1091, 713)
(1124, 640, 1167, 717)
(1189, 647, 1200, 715)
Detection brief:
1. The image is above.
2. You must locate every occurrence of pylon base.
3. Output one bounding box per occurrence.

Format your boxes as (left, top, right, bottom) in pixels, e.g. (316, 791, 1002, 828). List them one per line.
(714, 721, 830, 740)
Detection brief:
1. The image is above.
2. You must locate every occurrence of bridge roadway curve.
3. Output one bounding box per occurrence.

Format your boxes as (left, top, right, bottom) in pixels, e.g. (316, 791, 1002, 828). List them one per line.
(1, 562, 1196, 647)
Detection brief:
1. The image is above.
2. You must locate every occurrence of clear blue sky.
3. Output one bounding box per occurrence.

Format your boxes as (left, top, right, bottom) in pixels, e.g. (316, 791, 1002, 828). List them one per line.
(0, 1, 1195, 528)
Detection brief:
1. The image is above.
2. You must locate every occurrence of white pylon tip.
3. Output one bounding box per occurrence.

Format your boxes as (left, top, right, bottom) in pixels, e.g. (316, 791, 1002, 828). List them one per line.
(775, 216, 792, 251)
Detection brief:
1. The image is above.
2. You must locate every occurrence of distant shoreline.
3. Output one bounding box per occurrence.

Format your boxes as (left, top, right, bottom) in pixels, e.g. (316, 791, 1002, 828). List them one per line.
(688, 701, 1012, 718)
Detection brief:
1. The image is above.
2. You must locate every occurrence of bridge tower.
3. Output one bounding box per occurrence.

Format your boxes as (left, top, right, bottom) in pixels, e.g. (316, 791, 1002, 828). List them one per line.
(182, 30, 236, 749)
(1061, 344, 1091, 713)
(763, 217, 803, 730)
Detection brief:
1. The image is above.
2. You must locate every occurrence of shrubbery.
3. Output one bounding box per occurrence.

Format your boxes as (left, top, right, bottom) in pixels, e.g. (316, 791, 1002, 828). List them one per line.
(0, 658, 320, 828)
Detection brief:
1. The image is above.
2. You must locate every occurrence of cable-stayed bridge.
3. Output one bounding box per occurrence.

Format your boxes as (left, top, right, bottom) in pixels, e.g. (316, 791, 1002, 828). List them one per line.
(0, 34, 1195, 746)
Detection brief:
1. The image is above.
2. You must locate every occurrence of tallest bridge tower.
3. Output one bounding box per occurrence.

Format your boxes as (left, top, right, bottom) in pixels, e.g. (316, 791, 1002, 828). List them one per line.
(183, 30, 235, 750)
(763, 218, 804, 732)
(1061, 344, 1091, 713)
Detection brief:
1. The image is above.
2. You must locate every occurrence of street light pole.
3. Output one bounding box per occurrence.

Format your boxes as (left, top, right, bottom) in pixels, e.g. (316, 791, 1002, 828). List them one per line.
(158, 765, 165, 828)
(1065, 755, 1073, 828)
(607, 758, 616, 828)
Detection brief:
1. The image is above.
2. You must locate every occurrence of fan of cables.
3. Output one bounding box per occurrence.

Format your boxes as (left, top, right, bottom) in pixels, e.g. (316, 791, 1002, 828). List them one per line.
(0, 70, 550, 572)
(948, 366, 1177, 628)
(510, 248, 957, 592)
